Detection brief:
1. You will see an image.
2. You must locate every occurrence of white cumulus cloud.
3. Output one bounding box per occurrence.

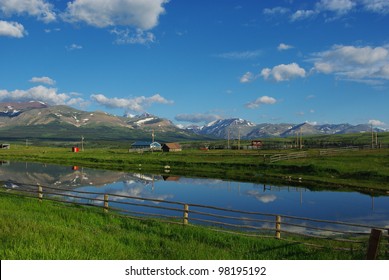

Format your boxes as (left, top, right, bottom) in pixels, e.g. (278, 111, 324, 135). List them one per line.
(316, 0, 356, 14)
(0, 85, 84, 106)
(0, 0, 56, 23)
(91, 93, 173, 112)
(246, 96, 277, 109)
(362, 0, 389, 14)
(290, 9, 318, 21)
(311, 44, 389, 83)
(261, 63, 306, 82)
(29, 76, 56, 85)
(62, 0, 168, 30)
(240, 71, 257, 83)
(277, 43, 294, 51)
(0, 20, 26, 37)
(368, 119, 386, 126)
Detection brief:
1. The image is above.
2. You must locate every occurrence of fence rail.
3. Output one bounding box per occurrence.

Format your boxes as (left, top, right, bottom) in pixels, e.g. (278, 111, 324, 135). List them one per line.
(319, 146, 360, 156)
(264, 146, 389, 163)
(2, 182, 389, 259)
(268, 151, 308, 163)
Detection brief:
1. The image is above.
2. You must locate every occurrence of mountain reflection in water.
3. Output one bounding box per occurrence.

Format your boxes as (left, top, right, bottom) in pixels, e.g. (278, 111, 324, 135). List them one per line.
(1, 161, 389, 228)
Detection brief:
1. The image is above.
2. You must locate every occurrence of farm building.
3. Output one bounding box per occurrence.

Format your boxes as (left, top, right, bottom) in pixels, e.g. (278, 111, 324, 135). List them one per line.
(131, 141, 162, 151)
(251, 140, 263, 149)
(132, 141, 152, 149)
(162, 143, 182, 152)
(150, 142, 162, 151)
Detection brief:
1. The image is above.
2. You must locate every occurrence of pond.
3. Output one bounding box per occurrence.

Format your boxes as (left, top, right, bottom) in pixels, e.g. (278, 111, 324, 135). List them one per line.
(1, 161, 389, 231)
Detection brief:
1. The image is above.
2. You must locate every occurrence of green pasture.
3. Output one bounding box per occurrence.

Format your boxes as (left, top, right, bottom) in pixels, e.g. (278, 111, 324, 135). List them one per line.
(0, 193, 368, 260)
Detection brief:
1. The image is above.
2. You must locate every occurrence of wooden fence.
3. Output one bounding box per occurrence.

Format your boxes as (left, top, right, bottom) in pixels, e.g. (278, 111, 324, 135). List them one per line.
(267, 151, 308, 163)
(319, 146, 360, 156)
(2, 183, 389, 259)
(266, 145, 387, 163)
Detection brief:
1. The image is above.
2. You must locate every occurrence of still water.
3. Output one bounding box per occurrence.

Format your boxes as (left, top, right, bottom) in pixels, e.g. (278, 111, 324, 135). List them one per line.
(1, 161, 389, 228)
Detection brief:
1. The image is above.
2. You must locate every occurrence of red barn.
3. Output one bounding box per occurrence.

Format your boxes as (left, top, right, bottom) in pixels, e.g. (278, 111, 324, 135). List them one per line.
(162, 143, 182, 152)
(251, 140, 263, 147)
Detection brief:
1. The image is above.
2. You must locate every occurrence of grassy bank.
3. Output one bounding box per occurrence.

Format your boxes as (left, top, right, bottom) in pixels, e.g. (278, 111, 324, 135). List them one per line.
(0, 193, 366, 260)
(1, 145, 389, 193)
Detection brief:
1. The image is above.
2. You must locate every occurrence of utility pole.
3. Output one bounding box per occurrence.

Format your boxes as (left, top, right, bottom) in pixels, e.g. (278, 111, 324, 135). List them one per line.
(371, 124, 374, 149)
(296, 131, 299, 148)
(300, 127, 303, 150)
(81, 136, 84, 151)
(376, 132, 378, 146)
(152, 129, 155, 143)
(238, 129, 241, 150)
(227, 128, 230, 150)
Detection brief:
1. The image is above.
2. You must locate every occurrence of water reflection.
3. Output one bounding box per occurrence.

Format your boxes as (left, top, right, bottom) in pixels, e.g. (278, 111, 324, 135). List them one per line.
(0, 161, 127, 189)
(1, 161, 389, 229)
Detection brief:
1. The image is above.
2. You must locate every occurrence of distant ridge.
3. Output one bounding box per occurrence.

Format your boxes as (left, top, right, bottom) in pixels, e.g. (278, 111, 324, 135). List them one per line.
(188, 119, 388, 139)
(0, 102, 387, 142)
(0, 102, 201, 142)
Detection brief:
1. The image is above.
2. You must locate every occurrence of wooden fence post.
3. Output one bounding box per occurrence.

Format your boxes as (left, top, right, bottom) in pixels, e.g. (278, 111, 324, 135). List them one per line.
(366, 228, 382, 260)
(38, 184, 43, 203)
(183, 204, 189, 225)
(386, 229, 389, 257)
(104, 194, 109, 213)
(275, 215, 281, 239)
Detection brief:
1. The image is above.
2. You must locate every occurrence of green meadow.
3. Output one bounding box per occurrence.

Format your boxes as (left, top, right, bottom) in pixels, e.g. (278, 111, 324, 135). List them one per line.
(0, 192, 367, 260)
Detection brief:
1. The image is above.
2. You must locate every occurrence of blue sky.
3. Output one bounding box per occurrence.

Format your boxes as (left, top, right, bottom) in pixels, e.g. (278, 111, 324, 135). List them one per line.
(1, 0, 389, 128)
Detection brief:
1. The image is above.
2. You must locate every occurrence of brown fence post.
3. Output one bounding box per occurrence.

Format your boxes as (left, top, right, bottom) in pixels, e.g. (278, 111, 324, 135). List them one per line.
(386, 229, 389, 258)
(366, 228, 382, 260)
(38, 184, 43, 203)
(275, 215, 281, 239)
(104, 194, 109, 213)
(183, 204, 189, 225)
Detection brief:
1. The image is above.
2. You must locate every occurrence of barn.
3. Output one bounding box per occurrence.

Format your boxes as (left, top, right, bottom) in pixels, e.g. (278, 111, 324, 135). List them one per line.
(131, 141, 162, 151)
(131, 141, 152, 149)
(162, 143, 182, 152)
(251, 140, 263, 148)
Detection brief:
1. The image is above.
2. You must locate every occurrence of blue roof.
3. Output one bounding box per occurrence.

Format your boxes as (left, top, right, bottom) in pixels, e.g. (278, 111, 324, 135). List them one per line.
(132, 141, 152, 146)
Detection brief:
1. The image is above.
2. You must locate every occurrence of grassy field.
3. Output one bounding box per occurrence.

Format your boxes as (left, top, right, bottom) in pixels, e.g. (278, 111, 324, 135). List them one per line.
(1, 143, 388, 260)
(0, 192, 368, 260)
(1, 144, 389, 193)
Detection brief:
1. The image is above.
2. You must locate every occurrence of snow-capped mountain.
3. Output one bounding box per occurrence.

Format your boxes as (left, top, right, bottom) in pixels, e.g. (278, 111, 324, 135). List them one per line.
(0, 102, 199, 142)
(197, 118, 256, 139)
(0, 101, 48, 117)
(0, 102, 387, 142)
(125, 112, 177, 131)
(188, 119, 388, 139)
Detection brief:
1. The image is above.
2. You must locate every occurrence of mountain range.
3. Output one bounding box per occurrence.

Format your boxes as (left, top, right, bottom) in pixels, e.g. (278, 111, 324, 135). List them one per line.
(187, 118, 387, 139)
(0, 102, 387, 142)
(0, 102, 196, 143)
